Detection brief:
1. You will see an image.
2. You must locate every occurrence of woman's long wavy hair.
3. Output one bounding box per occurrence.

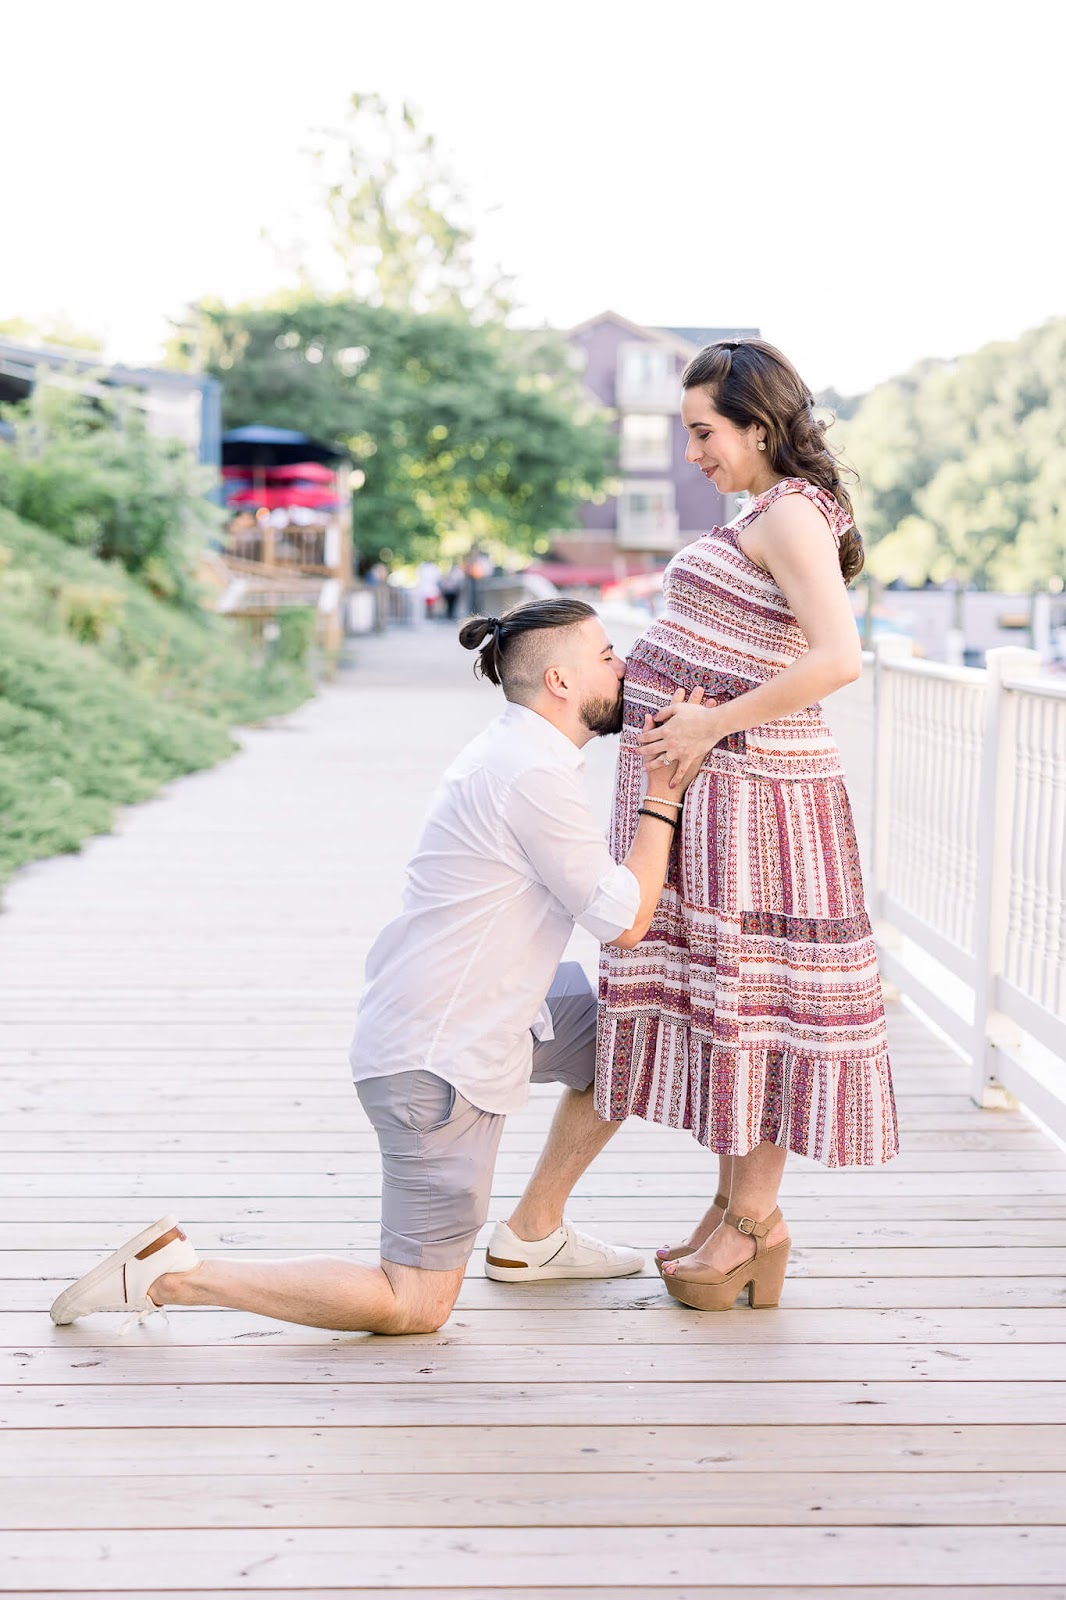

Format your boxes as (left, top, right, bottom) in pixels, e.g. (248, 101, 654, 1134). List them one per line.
(681, 339, 864, 584)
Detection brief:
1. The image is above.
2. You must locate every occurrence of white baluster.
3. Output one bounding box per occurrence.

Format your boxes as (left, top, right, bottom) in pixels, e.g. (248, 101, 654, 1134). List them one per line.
(971, 647, 1041, 1105)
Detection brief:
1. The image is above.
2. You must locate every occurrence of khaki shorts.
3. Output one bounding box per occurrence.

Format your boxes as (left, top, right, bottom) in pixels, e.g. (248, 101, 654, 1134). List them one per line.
(355, 962, 596, 1270)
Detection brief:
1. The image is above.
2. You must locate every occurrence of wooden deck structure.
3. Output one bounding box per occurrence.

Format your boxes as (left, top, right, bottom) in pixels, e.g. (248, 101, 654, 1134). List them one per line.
(2, 623, 1065, 1597)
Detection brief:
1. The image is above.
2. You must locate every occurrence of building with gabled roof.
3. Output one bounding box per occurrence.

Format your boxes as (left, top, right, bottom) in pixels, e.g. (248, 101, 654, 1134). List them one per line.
(551, 309, 760, 577)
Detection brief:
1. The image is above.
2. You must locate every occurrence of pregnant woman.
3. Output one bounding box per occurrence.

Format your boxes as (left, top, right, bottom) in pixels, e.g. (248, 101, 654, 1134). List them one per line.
(596, 339, 898, 1311)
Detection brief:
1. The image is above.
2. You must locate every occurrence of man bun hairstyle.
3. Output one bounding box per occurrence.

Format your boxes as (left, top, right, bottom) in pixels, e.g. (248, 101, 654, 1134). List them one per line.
(459, 597, 597, 696)
(682, 338, 865, 585)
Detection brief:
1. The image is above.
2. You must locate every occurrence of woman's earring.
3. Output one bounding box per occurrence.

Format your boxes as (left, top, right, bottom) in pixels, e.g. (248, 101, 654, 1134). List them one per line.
(757, 440, 767, 451)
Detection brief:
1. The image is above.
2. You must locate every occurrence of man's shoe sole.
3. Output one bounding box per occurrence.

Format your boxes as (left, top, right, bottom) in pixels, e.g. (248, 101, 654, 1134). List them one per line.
(484, 1256, 646, 1282)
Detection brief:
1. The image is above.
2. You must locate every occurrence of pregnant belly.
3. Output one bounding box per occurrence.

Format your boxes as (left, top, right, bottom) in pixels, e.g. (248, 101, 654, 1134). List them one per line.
(622, 632, 752, 755)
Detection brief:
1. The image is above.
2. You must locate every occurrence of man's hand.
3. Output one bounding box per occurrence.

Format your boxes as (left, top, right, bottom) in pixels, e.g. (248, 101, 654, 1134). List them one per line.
(642, 687, 719, 797)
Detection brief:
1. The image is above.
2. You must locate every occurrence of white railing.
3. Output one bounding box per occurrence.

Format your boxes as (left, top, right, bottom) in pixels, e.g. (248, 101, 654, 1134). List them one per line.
(870, 638, 1066, 1136)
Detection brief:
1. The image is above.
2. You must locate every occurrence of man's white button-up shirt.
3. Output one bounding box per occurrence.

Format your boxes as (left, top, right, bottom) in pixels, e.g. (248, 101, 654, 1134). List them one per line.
(349, 702, 640, 1114)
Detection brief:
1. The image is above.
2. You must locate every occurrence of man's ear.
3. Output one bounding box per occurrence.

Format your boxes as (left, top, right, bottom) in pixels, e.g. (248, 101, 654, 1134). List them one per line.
(543, 665, 570, 700)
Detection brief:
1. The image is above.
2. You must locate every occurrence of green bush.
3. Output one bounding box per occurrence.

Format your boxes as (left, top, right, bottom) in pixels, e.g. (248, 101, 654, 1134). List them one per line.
(0, 507, 314, 885)
(0, 382, 224, 606)
(56, 582, 125, 644)
(274, 608, 316, 664)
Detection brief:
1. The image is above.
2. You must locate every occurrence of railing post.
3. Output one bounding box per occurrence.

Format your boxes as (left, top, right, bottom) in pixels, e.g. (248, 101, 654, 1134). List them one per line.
(869, 635, 913, 926)
(970, 646, 1041, 1107)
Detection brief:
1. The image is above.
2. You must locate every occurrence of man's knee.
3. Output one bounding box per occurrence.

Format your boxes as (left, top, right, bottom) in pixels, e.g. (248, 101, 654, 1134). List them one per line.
(379, 1258, 464, 1335)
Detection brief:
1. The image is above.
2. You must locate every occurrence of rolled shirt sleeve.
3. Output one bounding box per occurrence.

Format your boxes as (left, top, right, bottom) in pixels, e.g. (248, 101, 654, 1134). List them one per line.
(504, 766, 640, 943)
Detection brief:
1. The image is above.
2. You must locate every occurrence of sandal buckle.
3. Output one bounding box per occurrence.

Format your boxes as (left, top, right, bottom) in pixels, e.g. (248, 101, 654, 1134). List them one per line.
(735, 1216, 756, 1236)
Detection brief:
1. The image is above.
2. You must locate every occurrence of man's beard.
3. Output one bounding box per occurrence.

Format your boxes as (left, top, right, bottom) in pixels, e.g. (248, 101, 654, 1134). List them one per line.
(580, 683, 624, 737)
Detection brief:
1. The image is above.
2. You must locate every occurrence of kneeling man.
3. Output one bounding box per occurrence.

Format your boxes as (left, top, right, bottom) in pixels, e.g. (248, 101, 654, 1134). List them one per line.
(51, 599, 698, 1336)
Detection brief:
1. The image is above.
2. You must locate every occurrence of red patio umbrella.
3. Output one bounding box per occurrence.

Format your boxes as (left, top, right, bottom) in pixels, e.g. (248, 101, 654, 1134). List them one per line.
(267, 462, 335, 484)
(227, 486, 339, 510)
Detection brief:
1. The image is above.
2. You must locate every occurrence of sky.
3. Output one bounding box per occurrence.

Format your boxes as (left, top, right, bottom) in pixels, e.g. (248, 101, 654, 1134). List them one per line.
(3, 0, 1062, 396)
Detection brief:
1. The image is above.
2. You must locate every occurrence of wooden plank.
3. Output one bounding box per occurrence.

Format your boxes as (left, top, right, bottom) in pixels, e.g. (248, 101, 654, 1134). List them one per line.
(4, 1190, 1065, 1224)
(7, 1246, 1066, 1280)
(7, 1305, 1066, 1347)
(2, 1121, 1048, 1155)
(5, 1342, 1064, 1385)
(5, 1090, 983, 1114)
(2, 1592, 1063, 1600)
(4, 1275, 1065, 1312)
(2, 1190, 1062, 1222)
(3, 1382, 1064, 1427)
(2, 1423, 1060, 1475)
(1, 1590, 1061, 1600)
(1, 1064, 978, 1085)
(5, 1215, 1066, 1249)
(8, 1159, 1066, 1197)
(6, 1138, 1063, 1171)
(1, 1525, 1065, 1588)
(5, 1470, 1066, 1530)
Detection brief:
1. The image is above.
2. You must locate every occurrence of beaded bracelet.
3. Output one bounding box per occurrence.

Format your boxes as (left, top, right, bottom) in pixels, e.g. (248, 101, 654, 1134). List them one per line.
(644, 795, 682, 808)
(637, 806, 679, 831)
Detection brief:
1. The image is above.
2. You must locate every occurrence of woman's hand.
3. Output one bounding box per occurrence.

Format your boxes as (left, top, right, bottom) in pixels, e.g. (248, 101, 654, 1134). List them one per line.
(639, 687, 722, 792)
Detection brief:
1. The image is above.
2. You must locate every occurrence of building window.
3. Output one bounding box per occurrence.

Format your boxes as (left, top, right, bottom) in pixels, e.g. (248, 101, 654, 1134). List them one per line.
(616, 342, 679, 411)
(617, 480, 679, 550)
(621, 412, 673, 472)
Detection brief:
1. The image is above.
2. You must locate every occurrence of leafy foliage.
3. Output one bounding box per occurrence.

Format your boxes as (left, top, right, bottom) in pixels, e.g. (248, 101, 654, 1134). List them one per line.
(0, 383, 223, 605)
(201, 299, 613, 563)
(0, 508, 312, 885)
(840, 319, 1066, 589)
(308, 92, 512, 318)
(0, 314, 105, 351)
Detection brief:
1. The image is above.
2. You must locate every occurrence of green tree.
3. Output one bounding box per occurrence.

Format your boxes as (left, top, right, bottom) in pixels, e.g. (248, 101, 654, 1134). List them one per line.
(271, 92, 512, 320)
(201, 298, 613, 563)
(839, 319, 1066, 589)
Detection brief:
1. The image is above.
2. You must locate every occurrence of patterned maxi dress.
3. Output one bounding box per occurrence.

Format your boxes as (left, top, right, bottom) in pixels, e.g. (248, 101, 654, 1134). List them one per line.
(596, 477, 899, 1168)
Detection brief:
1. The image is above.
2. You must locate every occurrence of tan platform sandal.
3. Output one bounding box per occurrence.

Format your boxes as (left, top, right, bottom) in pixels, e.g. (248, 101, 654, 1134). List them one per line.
(654, 1191, 729, 1276)
(662, 1206, 790, 1310)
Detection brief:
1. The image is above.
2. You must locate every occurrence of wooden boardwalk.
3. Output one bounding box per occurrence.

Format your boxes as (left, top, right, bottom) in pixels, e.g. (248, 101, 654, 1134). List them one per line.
(2, 622, 1065, 1598)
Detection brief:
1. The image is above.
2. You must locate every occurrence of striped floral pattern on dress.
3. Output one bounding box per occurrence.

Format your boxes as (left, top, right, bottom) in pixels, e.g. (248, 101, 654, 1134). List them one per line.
(596, 478, 899, 1168)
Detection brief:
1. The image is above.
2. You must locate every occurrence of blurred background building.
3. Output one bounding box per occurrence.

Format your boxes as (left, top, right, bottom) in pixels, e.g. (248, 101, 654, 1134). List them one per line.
(539, 311, 759, 582)
(0, 336, 221, 471)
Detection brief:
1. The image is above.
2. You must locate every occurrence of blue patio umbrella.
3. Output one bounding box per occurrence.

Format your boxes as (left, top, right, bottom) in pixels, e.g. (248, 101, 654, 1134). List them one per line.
(221, 425, 347, 468)
(221, 426, 349, 511)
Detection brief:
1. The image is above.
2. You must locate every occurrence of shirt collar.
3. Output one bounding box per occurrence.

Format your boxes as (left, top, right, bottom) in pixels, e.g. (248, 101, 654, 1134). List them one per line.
(499, 702, 586, 769)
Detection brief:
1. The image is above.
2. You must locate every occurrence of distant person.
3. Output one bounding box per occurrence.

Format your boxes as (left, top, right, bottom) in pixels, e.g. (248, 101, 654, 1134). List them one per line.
(50, 600, 707, 1337)
(464, 547, 492, 612)
(439, 562, 465, 621)
(597, 339, 899, 1313)
(416, 559, 442, 620)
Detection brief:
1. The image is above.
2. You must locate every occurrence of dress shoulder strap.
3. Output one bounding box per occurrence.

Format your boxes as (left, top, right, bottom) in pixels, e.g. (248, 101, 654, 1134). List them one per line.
(743, 477, 852, 545)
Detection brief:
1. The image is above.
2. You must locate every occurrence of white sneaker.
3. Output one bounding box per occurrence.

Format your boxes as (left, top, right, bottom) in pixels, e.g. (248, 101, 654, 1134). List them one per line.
(485, 1219, 645, 1282)
(49, 1215, 198, 1325)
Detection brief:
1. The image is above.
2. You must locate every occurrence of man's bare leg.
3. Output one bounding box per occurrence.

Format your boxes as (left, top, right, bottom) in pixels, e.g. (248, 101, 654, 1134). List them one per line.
(506, 1083, 619, 1241)
(149, 1255, 465, 1336)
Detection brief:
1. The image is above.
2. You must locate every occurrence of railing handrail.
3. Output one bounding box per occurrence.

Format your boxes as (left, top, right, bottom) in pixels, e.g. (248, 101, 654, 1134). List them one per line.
(1001, 673, 1066, 701)
(879, 654, 987, 687)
